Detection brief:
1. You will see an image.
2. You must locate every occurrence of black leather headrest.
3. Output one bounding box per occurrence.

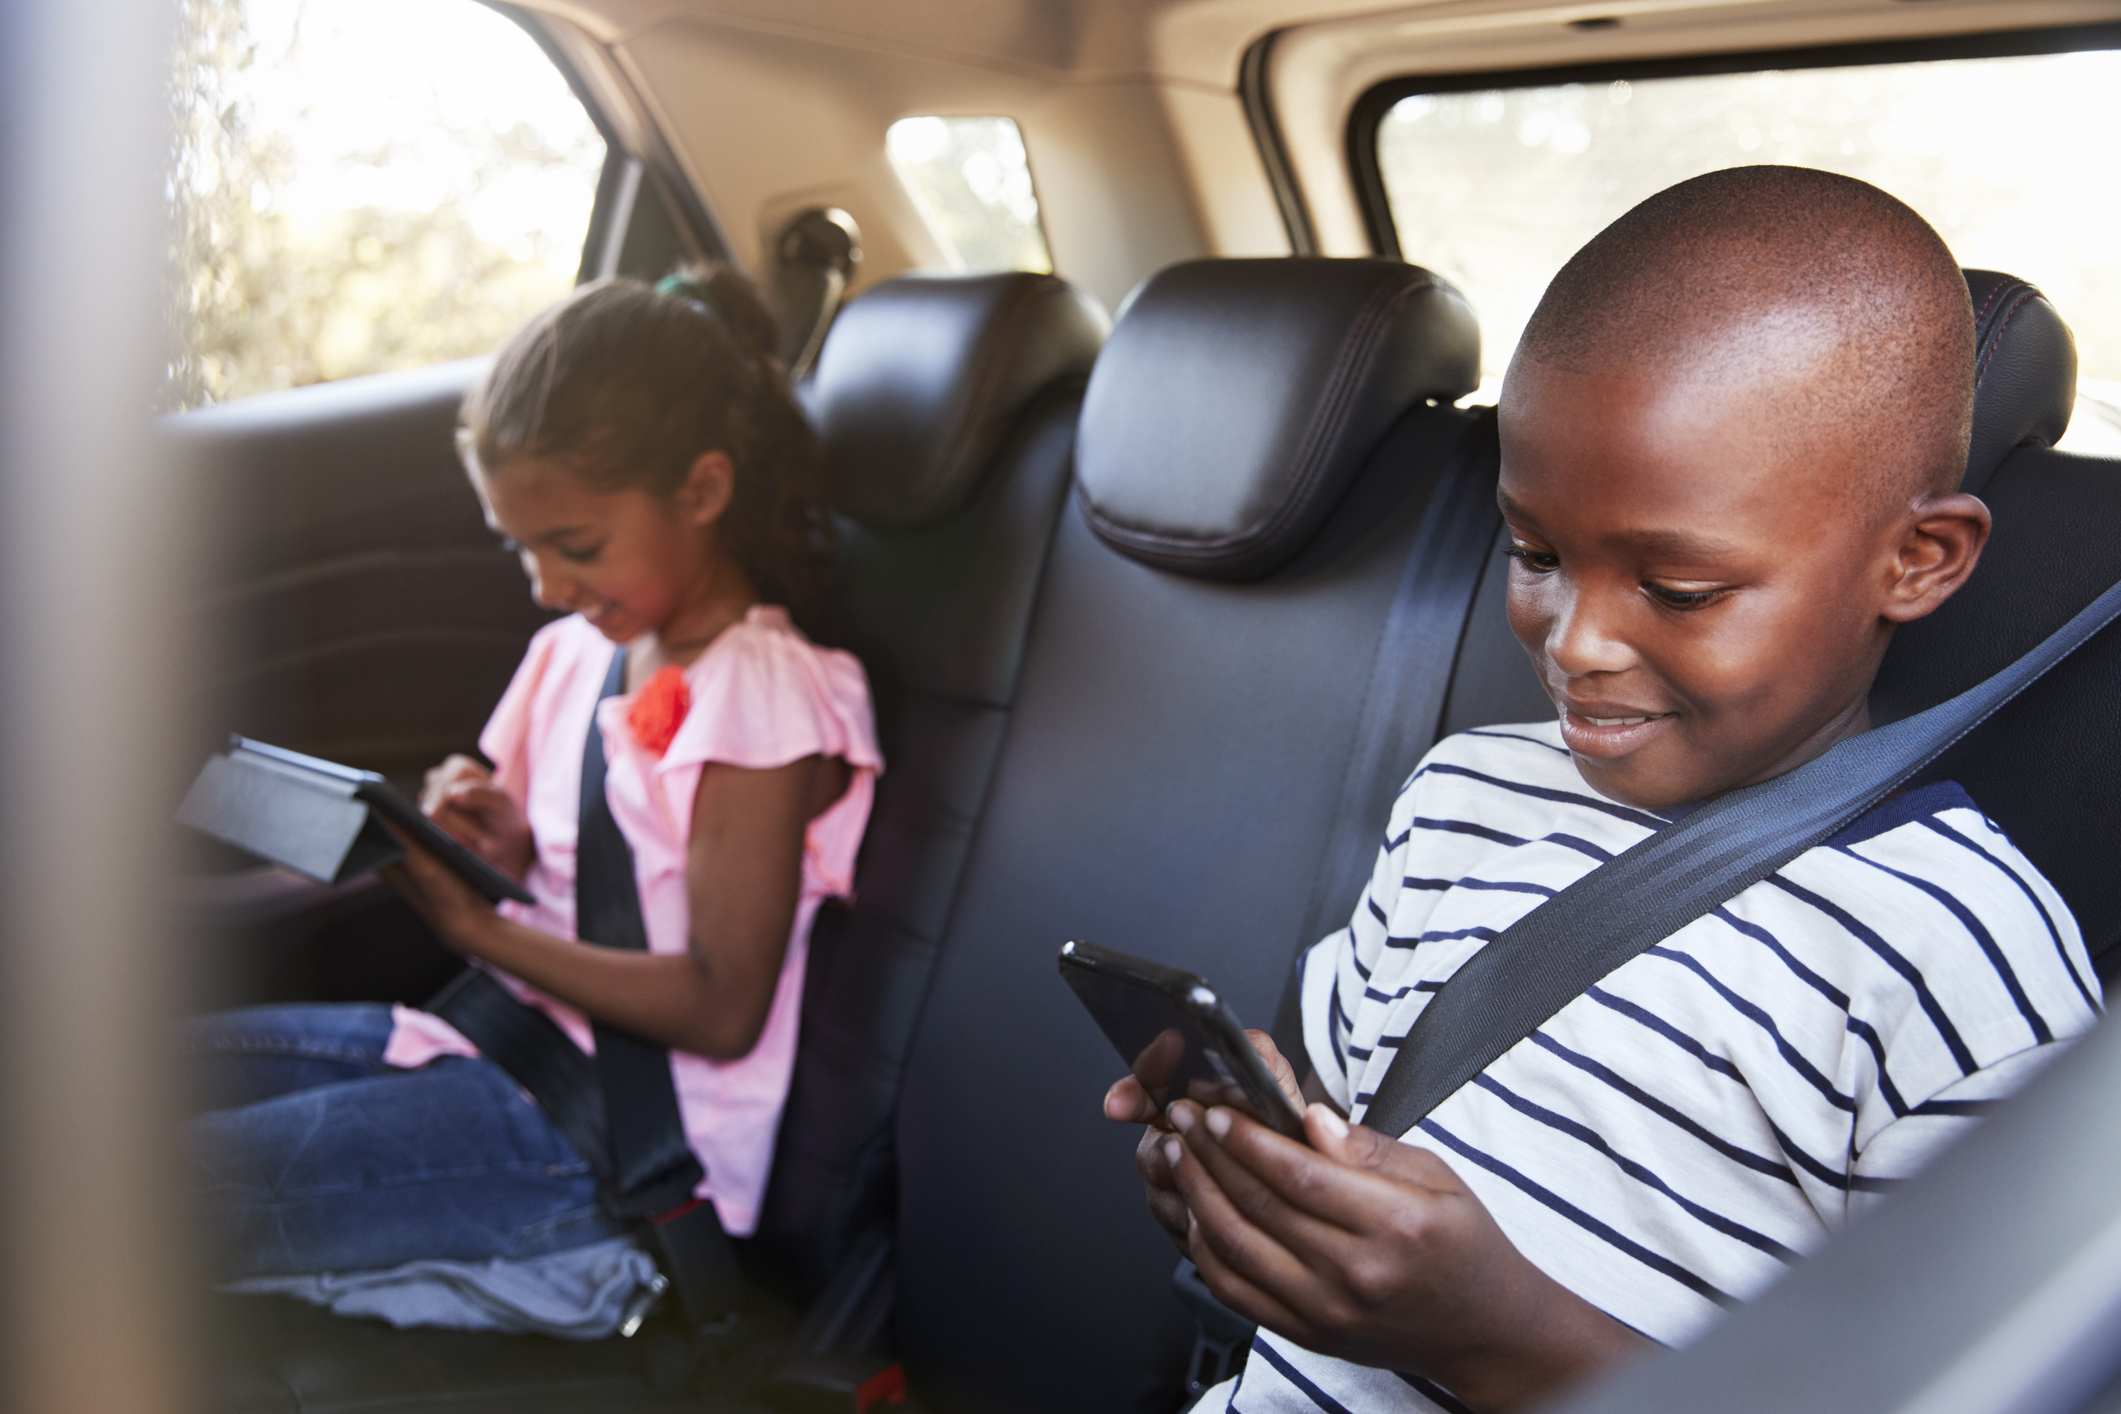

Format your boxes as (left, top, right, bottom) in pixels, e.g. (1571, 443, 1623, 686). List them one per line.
(1076, 258, 1479, 581)
(811, 272, 1108, 527)
(1965, 269, 2076, 495)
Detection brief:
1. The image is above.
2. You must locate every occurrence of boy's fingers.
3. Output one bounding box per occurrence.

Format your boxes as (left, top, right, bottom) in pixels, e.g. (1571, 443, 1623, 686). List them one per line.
(1105, 1074, 1153, 1123)
(1187, 1217, 1317, 1345)
(1200, 1102, 1450, 1237)
(1178, 1174, 1316, 1316)
(1307, 1111, 1469, 1195)
(1243, 1029, 1303, 1107)
(1171, 1112, 1342, 1302)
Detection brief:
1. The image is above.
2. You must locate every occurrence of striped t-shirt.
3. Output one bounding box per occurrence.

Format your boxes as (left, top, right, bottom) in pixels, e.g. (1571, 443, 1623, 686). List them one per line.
(1222, 721, 2098, 1414)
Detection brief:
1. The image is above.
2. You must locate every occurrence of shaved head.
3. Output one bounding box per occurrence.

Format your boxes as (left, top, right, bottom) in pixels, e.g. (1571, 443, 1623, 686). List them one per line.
(1511, 165, 1973, 515)
(1497, 166, 1993, 807)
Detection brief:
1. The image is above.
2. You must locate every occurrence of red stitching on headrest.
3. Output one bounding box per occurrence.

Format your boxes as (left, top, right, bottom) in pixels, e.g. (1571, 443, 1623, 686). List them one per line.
(1970, 278, 2010, 328)
(1974, 290, 2037, 389)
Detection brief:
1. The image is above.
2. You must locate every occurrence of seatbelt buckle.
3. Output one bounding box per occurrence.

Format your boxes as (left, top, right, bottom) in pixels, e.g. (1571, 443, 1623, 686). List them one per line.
(761, 1353, 909, 1414)
(648, 1196, 747, 1330)
(1172, 1259, 1254, 1405)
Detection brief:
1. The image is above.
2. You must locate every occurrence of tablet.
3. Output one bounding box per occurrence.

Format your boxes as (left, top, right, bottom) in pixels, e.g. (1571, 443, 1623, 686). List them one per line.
(178, 735, 536, 905)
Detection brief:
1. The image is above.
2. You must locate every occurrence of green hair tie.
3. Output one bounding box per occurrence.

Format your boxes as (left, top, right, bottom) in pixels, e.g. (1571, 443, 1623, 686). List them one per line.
(656, 273, 710, 302)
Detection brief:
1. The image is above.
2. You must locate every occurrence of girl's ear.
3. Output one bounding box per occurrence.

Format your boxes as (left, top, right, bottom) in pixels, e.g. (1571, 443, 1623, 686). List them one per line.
(674, 451, 737, 529)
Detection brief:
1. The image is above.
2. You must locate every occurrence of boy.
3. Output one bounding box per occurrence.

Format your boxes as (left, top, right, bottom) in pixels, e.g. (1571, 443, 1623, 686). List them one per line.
(1106, 166, 2098, 1414)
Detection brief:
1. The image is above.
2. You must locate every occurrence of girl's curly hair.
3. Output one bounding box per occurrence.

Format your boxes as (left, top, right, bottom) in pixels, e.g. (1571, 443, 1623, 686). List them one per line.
(458, 267, 835, 629)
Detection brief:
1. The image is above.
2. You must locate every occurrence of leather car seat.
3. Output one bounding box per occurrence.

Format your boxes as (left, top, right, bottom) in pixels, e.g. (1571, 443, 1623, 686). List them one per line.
(889, 257, 1493, 1414)
(1873, 273, 2121, 979)
(751, 271, 1110, 1297)
(884, 261, 2097, 1414)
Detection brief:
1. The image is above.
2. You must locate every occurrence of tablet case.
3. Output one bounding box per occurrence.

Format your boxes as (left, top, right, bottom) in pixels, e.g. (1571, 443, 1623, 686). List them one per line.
(177, 737, 535, 904)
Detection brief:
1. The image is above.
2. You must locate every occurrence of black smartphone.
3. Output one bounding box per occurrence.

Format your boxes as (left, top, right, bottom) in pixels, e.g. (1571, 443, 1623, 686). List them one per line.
(1058, 939, 1308, 1143)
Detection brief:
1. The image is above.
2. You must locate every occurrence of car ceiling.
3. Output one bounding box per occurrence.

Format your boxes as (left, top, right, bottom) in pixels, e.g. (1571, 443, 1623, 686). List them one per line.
(524, 0, 2121, 314)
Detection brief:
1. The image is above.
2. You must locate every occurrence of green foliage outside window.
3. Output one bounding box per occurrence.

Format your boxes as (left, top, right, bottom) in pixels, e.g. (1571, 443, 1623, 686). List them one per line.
(164, 0, 604, 409)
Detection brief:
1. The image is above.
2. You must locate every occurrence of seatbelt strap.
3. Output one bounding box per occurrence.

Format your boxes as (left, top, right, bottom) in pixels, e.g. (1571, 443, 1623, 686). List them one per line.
(1215, 410, 1501, 1391)
(580, 647, 708, 1215)
(1270, 408, 1502, 1061)
(580, 646, 746, 1326)
(427, 966, 610, 1185)
(1361, 572, 2121, 1140)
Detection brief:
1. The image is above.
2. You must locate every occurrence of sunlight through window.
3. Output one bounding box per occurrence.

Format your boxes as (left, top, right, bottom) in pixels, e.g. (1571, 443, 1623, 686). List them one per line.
(166, 0, 606, 406)
(1375, 51, 2121, 455)
(886, 116, 1052, 275)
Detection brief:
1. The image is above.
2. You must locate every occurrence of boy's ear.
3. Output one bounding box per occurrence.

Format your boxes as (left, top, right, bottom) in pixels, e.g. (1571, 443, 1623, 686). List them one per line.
(1880, 492, 1992, 625)
(674, 451, 737, 528)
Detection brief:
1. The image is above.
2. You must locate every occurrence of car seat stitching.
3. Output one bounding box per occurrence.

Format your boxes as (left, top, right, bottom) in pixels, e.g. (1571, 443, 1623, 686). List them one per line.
(1970, 277, 2011, 330)
(1259, 273, 1422, 544)
(1974, 290, 2039, 388)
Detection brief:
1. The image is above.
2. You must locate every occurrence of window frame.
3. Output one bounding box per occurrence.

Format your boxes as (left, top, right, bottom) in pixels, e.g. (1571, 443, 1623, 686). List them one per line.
(1345, 20, 2121, 259)
(485, 1, 731, 283)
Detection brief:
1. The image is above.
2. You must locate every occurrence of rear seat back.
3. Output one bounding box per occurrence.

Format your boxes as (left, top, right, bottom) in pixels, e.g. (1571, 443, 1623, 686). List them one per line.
(883, 261, 2097, 1414)
(1873, 274, 2121, 973)
(890, 259, 1500, 1414)
(751, 273, 1108, 1295)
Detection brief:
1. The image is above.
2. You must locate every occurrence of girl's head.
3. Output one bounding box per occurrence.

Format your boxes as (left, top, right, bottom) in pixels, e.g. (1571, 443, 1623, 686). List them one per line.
(458, 269, 833, 643)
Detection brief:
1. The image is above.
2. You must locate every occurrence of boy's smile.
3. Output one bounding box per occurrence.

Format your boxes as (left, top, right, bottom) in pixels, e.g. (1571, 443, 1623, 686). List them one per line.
(1498, 353, 1986, 811)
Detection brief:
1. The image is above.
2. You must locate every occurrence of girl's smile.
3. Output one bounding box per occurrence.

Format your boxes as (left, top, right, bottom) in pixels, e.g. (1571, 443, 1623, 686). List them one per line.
(472, 451, 755, 667)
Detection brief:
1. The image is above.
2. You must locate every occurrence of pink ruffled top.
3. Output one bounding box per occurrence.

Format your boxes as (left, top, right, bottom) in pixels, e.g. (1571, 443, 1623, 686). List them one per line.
(383, 606, 881, 1236)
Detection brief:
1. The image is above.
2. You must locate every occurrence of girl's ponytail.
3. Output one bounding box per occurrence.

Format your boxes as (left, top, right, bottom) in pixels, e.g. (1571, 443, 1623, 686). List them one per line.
(463, 268, 838, 634)
(655, 268, 781, 373)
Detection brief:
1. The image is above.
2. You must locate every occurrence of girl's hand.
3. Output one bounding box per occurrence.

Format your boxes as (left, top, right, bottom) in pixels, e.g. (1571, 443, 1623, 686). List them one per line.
(1168, 1100, 1648, 1414)
(420, 754, 534, 881)
(380, 830, 499, 953)
(1104, 1029, 1304, 1254)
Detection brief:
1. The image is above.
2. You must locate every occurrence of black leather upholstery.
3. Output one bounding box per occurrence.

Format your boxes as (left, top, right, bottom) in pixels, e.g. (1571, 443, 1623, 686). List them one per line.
(1873, 437, 2121, 967)
(749, 276, 1105, 1296)
(810, 272, 1108, 528)
(1075, 258, 1478, 581)
(889, 262, 1491, 1413)
(1963, 269, 2077, 493)
(887, 261, 2093, 1414)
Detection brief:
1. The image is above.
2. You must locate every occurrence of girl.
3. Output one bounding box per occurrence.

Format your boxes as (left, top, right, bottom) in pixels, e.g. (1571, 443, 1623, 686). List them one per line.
(187, 270, 880, 1330)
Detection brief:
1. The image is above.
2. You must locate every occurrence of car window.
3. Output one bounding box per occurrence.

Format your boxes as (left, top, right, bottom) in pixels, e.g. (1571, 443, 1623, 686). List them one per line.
(886, 115, 1053, 274)
(1369, 48, 2121, 456)
(165, 0, 606, 408)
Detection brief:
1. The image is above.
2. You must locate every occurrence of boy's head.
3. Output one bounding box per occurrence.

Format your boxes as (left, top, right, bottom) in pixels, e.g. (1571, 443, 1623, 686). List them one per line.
(1498, 165, 1989, 810)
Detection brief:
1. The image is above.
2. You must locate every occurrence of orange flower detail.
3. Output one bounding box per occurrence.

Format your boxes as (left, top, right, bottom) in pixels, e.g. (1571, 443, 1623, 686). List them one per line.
(627, 665, 692, 757)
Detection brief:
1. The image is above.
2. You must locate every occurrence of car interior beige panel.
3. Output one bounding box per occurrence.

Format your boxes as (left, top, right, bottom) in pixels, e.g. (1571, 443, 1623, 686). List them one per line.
(1158, 83, 1295, 258)
(1021, 82, 1227, 307)
(613, 17, 1225, 311)
(1270, 0, 2121, 257)
(614, 20, 961, 280)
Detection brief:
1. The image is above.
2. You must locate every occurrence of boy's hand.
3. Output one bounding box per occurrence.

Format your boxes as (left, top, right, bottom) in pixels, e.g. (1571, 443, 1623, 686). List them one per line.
(1103, 1029, 1304, 1255)
(420, 754, 534, 881)
(1168, 1100, 1647, 1414)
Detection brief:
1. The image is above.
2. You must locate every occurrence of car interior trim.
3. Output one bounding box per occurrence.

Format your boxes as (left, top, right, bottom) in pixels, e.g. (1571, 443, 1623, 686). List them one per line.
(1237, 30, 1319, 259)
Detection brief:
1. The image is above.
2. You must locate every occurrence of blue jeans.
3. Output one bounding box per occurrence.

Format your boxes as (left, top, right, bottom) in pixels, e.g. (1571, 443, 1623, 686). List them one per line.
(185, 1003, 624, 1282)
